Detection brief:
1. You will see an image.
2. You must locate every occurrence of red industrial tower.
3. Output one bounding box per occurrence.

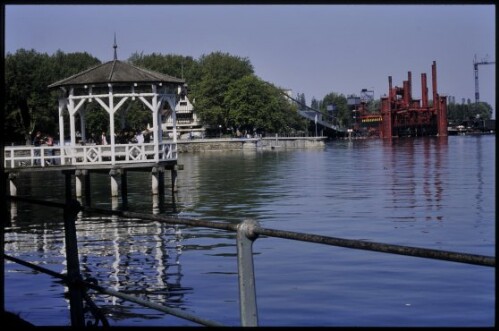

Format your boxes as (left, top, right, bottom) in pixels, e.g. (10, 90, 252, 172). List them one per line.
(379, 61, 448, 138)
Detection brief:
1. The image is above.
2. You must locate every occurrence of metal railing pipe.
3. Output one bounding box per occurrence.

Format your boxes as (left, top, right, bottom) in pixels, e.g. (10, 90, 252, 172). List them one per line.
(236, 219, 260, 326)
(6, 196, 495, 267)
(4, 196, 496, 328)
(254, 227, 495, 267)
(63, 199, 85, 327)
(3, 254, 223, 327)
(80, 280, 225, 327)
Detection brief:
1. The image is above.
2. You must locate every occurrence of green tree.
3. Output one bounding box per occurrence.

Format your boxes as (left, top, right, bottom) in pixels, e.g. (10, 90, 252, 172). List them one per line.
(446, 101, 493, 126)
(190, 52, 254, 129)
(310, 97, 319, 110)
(4, 49, 101, 144)
(48, 49, 101, 84)
(224, 75, 306, 135)
(322, 92, 350, 128)
(447, 103, 469, 125)
(47, 50, 102, 138)
(470, 102, 493, 121)
(5, 49, 53, 144)
(297, 93, 307, 110)
(128, 52, 199, 84)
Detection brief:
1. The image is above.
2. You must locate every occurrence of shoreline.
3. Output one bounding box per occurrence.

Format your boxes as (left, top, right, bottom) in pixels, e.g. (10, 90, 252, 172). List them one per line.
(175, 136, 327, 153)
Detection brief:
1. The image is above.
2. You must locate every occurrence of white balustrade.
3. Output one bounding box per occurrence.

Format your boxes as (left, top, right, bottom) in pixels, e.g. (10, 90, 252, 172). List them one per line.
(4, 142, 177, 169)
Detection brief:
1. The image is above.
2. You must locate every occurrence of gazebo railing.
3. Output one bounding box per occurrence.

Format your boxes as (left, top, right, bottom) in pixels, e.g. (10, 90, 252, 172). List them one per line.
(3, 142, 177, 169)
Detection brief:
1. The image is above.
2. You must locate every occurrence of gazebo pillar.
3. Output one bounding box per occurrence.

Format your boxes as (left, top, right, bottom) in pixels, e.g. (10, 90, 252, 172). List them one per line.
(157, 88, 165, 143)
(69, 88, 77, 147)
(58, 97, 67, 164)
(67, 88, 87, 161)
(108, 84, 116, 165)
(151, 85, 160, 163)
(172, 99, 178, 143)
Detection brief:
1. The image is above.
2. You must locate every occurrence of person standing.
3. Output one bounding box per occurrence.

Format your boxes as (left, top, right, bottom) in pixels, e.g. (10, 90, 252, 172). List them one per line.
(101, 131, 108, 145)
(136, 130, 144, 144)
(45, 134, 55, 165)
(32, 131, 43, 165)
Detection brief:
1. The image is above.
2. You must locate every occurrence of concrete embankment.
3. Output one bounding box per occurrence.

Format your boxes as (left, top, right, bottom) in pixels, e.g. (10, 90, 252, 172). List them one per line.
(176, 136, 326, 153)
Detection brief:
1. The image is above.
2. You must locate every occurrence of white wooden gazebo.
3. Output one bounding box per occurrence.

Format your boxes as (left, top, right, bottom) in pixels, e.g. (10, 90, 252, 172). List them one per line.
(48, 55, 185, 167)
(5, 49, 186, 201)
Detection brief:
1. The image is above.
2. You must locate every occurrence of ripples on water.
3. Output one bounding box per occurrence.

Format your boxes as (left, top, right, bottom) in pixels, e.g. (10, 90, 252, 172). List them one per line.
(4, 135, 495, 326)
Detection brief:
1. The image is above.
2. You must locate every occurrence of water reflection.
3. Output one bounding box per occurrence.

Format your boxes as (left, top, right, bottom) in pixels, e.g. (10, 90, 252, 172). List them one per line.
(4, 136, 495, 326)
(173, 150, 291, 222)
(76, 216, 188, 314)
(383, 137, 447, 222)
(474, 137, 484, 218)
(5, 206, 189, 320)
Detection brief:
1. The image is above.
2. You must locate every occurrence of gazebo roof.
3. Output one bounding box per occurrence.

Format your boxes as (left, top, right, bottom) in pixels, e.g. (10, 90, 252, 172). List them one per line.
(48, 60, 185, 88)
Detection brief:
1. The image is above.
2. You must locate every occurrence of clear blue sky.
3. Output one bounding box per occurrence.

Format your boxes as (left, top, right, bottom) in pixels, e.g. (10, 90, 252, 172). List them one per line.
(5, 4, 496, 118)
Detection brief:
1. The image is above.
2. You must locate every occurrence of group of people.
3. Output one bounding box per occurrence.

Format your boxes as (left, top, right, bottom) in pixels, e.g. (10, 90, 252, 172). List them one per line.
(32, 131, 55, 165)
(31, 128, 152, 166)
(32, 131, 54, 147)
(75, 129, 151, 146)
(100, 129, 151, 145)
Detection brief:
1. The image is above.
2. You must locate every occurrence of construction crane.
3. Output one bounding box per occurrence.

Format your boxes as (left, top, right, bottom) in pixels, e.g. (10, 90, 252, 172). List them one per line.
(473, 54, 495, 105)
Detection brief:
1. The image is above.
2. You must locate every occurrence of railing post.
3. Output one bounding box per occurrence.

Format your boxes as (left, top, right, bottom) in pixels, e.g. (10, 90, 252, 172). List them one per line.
(236, 219, 260, 326)
(63, 199, 85, 327)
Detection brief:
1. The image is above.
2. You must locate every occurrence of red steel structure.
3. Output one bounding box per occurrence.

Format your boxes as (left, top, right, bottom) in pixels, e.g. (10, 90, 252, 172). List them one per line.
(377, 61, 448, 138)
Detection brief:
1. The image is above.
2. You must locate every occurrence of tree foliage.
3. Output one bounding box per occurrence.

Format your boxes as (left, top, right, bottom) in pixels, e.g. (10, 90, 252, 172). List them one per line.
(5, 49, 52, 144)
(224, 75, 306, 135)
(128, 52, 199, 85)
(189, 51, 254, 128)
(8, 48, 490, 142)
(310, 97, 320, 111)
(4, 49, 100, 144)
(322, 92, 351, 127)
(447, 101, 493, 125)
(296, 93, 307, 110)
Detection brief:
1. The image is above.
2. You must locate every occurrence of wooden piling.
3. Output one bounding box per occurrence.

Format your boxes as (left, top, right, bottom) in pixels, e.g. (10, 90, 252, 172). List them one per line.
(8, 173, 17, 197)
(109, 169, 119, 197)
(171, 167, 178, 194)
(151, 166, 165, 195)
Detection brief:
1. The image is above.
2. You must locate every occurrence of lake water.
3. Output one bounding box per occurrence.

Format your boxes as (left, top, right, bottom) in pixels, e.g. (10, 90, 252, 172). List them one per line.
(4, 135, 495, 327)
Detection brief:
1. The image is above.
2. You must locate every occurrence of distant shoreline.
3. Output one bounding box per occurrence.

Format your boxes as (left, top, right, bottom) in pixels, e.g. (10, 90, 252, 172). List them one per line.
(175, 136, 327, 153)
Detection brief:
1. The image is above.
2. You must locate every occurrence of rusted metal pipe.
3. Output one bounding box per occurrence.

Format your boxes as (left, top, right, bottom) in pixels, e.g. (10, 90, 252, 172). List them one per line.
(254, 227, 494, 267)
(388, 75, 393, 101)
(421, 73, 428, 108)
(407, 71, 412, 102)
(403, 80, 410, 107)
(432, 60, 438, 110)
